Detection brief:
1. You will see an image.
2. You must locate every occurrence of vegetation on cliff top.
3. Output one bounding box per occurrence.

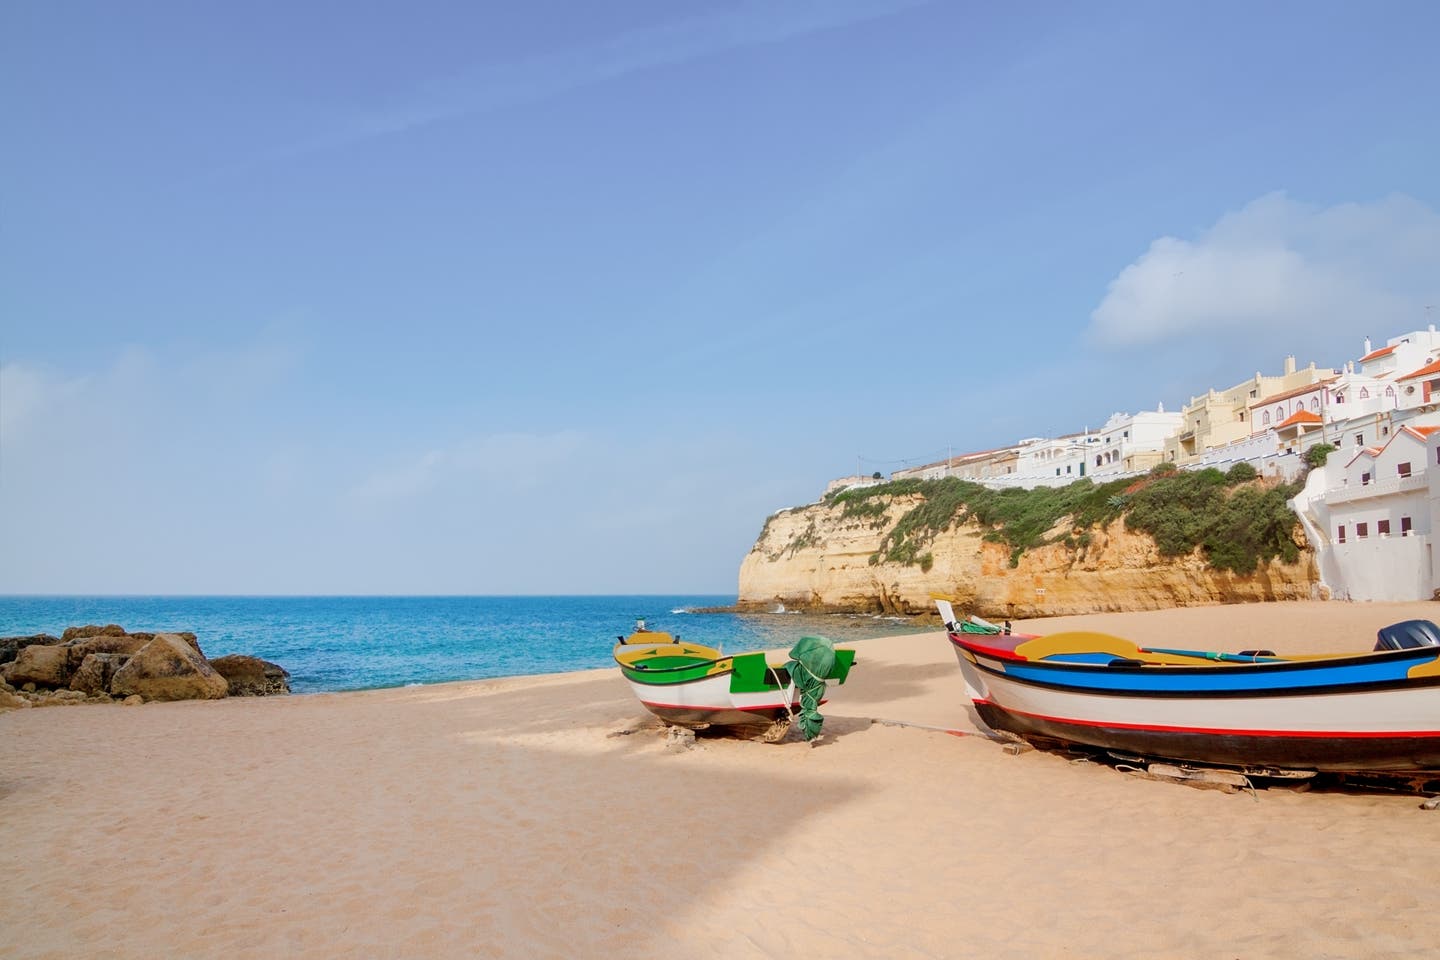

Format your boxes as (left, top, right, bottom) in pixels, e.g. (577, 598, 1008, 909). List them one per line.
(820, 467, 1303, 573)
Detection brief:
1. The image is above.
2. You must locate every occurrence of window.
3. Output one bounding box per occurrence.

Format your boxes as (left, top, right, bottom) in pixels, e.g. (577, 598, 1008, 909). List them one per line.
(1123, 431, 1129, 439)
(1337, 525, 1347, 543)
(1355, 433, 1364, 446)
(1362, 472, 1371, 485)
(1335, 392, 1345, 403)
(1386, 386, 1396, 401)
(1263, 411, 1271, 426)
(1310, 397, 1319, 411)
(1274, 406, 1284, 422)
(1402, 516, 1413, 536)
(1357, 522, 1369, 539)
(1398, 462, 1412, 478)
(1360, 387, 1370, 399)
(1378, 519, 1391, 536)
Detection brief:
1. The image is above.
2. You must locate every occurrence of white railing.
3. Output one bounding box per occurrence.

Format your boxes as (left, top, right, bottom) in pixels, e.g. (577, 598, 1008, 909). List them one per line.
(1324, 473, 1427, 505)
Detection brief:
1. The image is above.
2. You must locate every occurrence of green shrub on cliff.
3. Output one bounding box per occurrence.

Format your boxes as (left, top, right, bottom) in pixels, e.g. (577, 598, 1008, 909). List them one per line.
(1304, 443, 1336, 468)
(835, 470, 1302, 574)
(1225, 462, 1258, 483)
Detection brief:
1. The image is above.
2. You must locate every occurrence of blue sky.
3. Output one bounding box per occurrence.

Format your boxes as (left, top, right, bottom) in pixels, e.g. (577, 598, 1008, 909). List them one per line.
(3, 0, 1438, 594)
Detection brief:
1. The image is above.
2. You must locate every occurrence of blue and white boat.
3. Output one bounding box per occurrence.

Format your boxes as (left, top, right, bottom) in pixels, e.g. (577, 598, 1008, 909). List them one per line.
(935, 599, 1440, 773)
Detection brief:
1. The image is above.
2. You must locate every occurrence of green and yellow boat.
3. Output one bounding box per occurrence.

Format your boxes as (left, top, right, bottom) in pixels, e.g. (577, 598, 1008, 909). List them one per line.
(613, 620, 857, 742)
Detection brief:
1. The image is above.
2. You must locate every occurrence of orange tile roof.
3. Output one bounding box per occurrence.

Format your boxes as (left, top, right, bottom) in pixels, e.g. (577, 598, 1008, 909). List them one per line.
(1404, 425, 1440, 440)
(1360, 344, 1397, 362)
(1344, 447, 1379, 469)
(1398, 357, 1440, 381)
(1249, 375, 1337, 407)
(1276, 409, 1323, 429)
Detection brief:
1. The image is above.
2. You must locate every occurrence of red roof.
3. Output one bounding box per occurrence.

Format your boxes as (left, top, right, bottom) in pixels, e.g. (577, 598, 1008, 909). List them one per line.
(1398, 357, 1440, 381)
(1360, 344, 1397, 362)
(1276, 409, 1323, 429)
(1249, 375, 1337, 408)
(1404, 425, 1440, 440)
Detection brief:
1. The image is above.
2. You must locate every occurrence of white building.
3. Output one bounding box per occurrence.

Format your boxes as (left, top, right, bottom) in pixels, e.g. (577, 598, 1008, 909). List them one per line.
(1291, 423, 1440, 601)
(1089, 406, 1183, 478)
(1357, 326, 1440, 383)
(1014, 434, 1101, 484)
(1396, 355, 1440, 412)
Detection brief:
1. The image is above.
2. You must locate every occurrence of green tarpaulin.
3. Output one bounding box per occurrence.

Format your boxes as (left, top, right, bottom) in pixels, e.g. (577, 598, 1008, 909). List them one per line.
(785, 635, 836, 741)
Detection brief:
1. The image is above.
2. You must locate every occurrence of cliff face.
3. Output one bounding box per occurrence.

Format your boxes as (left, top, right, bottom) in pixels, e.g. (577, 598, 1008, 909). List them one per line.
(737, 496, 1318, 618)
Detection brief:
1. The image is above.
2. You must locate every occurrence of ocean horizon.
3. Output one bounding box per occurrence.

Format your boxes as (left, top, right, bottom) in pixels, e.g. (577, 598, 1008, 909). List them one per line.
(0, 594, 933, 694)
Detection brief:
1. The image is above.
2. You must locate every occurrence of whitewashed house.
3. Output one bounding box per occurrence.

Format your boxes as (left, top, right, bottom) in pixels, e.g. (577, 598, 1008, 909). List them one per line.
(1292, 424, 1440, 601)
(1010, 434, 1102, 486)
(1089, 406, 1183, 478)
(1357, 326, 1440, 382)
(1395, 355, 1440, 412)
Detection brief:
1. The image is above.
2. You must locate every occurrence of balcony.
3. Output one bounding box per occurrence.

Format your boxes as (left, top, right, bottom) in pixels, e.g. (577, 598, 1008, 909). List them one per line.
(1325, 473, 1427, 505)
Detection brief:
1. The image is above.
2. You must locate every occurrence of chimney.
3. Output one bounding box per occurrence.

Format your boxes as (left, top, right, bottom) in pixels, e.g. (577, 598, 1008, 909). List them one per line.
(1284, 355, 1296, 375)
(1363, 337, 1372, 355)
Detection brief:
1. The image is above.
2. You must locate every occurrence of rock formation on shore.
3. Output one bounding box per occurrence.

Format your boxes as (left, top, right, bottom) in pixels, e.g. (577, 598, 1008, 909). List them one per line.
(738, 487, 1317, 619)
(0, 624, 290, 711)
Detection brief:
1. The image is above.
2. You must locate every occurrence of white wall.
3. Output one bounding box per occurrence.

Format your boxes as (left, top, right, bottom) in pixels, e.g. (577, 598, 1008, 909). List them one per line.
(1328, 536, 1433, 601)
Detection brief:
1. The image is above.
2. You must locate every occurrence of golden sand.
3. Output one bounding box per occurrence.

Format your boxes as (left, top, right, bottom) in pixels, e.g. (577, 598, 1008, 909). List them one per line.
(3, 600, 1438, 959)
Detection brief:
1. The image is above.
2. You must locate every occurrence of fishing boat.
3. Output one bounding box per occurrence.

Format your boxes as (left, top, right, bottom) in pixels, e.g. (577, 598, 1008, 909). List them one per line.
(935, 599, 1440, 772)
(613, 620, 857, 742)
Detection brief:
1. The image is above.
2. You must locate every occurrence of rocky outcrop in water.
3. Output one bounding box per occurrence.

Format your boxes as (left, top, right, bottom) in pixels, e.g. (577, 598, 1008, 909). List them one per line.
(0, 625, 290, 710)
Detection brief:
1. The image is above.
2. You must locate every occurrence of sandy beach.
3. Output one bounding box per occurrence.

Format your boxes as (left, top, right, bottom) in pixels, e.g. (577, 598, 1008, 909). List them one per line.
(4, 600, 1439, 959)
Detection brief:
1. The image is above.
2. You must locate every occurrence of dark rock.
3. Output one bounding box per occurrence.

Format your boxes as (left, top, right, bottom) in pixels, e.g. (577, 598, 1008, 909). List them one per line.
(6, 644, 73, 688)
(65, 635, 150, 670)
(208, 655, 291, 697)
(109, 634, 228, 702)
(69, 653, 129, 696)
(60, 624, 127, 642)
(0, 634, 62, 665)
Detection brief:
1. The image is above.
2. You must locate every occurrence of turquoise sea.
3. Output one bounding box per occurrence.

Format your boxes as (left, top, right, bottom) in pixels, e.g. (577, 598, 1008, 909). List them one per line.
(0, 596, 931, 694)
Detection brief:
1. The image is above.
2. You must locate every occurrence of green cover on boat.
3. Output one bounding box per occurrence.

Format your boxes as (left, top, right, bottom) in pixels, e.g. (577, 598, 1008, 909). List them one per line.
(785, 636, 836, 741)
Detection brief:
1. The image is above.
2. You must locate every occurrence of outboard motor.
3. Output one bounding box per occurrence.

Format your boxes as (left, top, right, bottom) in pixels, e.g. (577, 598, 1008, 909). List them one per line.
(1375, 619, 1440, 651)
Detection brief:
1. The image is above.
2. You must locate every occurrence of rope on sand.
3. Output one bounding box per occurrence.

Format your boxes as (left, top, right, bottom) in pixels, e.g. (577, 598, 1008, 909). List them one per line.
(870, 717, 994, 738)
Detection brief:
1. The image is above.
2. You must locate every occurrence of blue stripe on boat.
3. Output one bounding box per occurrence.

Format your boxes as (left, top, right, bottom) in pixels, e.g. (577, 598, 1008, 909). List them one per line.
(991, 652, 1435, 695)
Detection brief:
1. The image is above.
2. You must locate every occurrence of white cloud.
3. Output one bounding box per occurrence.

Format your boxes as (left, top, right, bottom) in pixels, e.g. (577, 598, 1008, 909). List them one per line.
(199, 0, 930, 181)
(1089, 193, 1440, 349)
(0, 339, 773, 594)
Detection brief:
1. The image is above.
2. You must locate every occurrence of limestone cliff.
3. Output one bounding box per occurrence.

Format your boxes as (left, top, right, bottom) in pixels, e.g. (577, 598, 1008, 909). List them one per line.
(737, 494, 1318, 618)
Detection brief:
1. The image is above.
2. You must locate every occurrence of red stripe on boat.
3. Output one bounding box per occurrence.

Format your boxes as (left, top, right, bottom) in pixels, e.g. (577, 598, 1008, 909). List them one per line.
(948, 633, 1030, 661)
(640, 699, 828, 712)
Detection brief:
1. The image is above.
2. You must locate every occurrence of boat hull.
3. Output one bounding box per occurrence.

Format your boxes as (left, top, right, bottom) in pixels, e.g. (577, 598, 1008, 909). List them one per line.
(615, 644, 854, 739)
(620, 670, 808, 737)
(952, 637, 1440, 772)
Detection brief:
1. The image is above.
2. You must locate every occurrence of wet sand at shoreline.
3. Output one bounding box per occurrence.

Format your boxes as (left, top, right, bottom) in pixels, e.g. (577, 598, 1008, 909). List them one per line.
(3, 600, 1438, 958)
